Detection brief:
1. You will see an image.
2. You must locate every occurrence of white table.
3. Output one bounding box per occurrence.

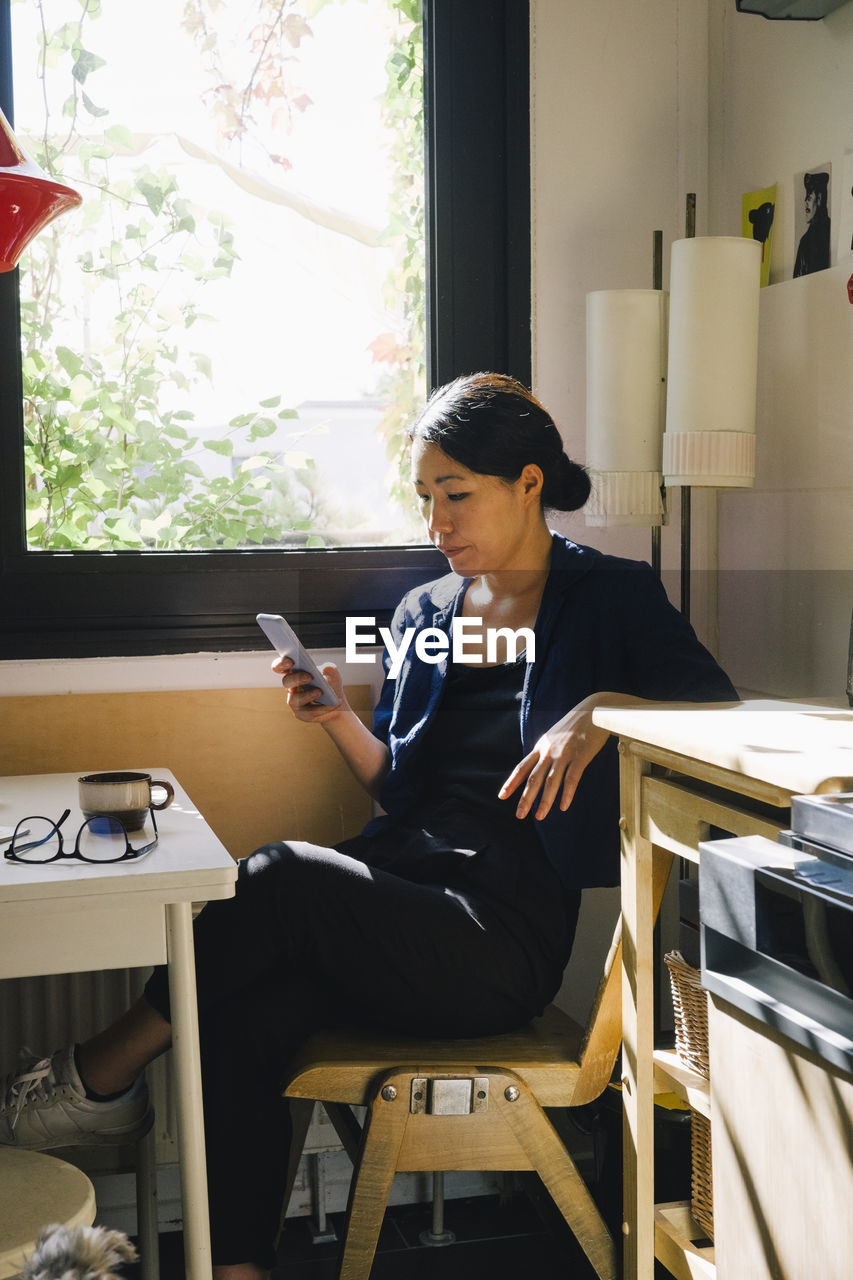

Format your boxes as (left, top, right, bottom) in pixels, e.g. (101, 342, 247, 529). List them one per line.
(0, 770, 237, 1280)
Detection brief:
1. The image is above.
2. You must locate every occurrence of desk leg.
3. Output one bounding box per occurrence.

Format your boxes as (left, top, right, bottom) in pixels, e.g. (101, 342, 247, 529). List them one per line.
(166, 902, 212, 1280)
(620, 747, 673, 1280)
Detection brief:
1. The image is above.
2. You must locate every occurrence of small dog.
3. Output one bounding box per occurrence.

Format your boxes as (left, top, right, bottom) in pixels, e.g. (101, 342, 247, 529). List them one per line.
(18, 1224, 137, 1280)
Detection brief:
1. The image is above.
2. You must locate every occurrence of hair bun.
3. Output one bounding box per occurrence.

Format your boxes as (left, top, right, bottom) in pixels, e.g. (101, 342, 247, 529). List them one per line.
(542, 452, 591, 513)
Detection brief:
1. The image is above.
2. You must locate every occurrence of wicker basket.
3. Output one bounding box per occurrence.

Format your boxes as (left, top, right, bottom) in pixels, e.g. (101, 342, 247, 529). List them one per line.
(690, 1110, 714, 1238)
(665, 949, 713, 1237)
(664, 949, 710, 1079)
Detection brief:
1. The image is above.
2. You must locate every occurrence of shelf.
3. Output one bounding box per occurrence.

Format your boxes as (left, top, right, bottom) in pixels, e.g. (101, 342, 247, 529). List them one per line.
(653, 1049, 711, 1119)
(654, 1201, 715, 1280)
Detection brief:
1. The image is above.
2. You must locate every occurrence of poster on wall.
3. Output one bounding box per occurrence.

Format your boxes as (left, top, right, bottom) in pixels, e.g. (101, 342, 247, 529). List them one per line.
(793, 163, 831, 278)
(838, 152, 853, 260)
(742, 184, 777, 287)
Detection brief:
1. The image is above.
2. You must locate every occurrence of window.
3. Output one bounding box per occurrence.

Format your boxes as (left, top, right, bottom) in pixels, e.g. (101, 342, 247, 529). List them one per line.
(0, 0, 530, 659)
(14, 0, 426, 554)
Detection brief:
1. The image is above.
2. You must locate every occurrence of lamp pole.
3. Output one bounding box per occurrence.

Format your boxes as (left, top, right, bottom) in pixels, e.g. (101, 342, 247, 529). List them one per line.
(680, 194, 697, 619)
(651, 228, 664, 579)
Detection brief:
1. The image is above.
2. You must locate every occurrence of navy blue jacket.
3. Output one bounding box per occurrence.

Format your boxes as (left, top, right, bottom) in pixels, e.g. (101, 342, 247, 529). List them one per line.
(366, 533, 738, 889)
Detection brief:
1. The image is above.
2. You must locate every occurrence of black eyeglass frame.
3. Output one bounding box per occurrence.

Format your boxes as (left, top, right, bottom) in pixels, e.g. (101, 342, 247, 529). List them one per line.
(4, 806, 159, 865)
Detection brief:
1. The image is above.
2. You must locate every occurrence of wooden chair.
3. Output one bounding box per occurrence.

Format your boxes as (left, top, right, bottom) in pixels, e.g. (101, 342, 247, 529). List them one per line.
(281, 915, 624, 1280)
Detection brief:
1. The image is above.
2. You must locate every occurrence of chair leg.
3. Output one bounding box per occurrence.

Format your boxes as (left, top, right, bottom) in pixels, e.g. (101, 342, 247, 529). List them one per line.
(323, 1101, 364, 1165)
(275, 1098, 316, 1248)
(338, 1074, 410, 1280)
(495, 1074, 617, 1280)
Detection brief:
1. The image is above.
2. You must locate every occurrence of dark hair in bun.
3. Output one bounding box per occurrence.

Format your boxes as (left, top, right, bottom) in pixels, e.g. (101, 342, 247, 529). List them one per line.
(410, 372, 590, 513)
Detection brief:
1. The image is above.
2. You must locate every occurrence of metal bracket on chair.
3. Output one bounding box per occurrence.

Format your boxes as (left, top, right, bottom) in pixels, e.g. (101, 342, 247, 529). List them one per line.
(410, 1076, 490, 1115)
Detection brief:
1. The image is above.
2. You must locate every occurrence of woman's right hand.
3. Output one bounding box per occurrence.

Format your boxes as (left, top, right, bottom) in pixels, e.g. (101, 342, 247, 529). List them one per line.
(274, 655, 391, 797)
(273, 656, 347, 724)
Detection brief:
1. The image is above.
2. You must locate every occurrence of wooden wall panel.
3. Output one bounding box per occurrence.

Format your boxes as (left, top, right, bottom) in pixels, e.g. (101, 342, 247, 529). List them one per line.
(0, 685, 374, 860)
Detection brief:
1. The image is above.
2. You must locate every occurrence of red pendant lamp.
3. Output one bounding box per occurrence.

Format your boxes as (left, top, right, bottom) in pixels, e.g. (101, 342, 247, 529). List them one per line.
(0, 107, 82, 271)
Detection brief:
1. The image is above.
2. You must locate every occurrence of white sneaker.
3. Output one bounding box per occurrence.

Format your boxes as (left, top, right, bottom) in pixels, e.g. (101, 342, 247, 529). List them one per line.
(0, 1046, 153, 1149)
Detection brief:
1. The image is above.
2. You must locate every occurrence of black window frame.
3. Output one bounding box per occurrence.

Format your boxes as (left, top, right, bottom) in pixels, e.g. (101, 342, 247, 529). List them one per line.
(0, 0, 530, 659)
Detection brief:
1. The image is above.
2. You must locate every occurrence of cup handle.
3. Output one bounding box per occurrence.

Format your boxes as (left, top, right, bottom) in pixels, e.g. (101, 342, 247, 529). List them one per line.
(149, 780, 175, 811)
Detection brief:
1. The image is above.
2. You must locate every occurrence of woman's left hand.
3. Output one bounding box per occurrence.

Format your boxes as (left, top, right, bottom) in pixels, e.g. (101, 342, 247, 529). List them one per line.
(499, 694, 612, 821)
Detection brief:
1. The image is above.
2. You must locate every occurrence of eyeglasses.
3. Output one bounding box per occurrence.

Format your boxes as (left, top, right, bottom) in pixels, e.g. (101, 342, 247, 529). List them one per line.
(3, 807, 159, 865)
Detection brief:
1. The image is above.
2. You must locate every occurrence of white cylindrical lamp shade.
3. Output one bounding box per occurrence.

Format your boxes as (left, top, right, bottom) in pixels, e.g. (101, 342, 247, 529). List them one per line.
(585, 288, 667, 527)
(663, 236, 762, 487)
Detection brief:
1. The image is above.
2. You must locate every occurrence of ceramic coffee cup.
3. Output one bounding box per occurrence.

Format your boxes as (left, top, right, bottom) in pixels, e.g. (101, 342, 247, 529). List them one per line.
(78, 771, 175, 832)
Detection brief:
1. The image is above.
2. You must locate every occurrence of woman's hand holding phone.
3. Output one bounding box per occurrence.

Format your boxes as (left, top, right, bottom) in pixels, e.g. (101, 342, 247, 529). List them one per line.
(274, 654, 346, 724)
(274, 654, 391, 797)
(258, 612, 388, 792)
(257, 612, 344, 722)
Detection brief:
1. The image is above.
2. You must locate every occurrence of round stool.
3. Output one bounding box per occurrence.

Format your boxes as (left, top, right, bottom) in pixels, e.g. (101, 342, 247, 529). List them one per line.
(0, 1147, 95, 1279)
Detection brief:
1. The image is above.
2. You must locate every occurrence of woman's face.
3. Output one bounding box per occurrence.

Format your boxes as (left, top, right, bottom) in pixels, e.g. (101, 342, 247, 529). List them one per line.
(410, 439, 543, 575)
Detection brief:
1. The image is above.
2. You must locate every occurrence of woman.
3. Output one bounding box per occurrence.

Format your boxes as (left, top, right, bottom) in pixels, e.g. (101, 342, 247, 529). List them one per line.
(1, 373, 737, 1280)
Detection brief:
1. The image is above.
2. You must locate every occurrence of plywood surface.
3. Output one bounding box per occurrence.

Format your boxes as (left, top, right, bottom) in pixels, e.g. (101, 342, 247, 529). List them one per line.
(709, 997, 853, 1280)
(0, 685, 374, 860)
(595, 698, 853, 796)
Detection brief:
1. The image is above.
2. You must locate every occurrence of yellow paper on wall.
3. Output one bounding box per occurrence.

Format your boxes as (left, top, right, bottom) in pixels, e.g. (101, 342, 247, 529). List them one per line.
(742, 184, 777, 287)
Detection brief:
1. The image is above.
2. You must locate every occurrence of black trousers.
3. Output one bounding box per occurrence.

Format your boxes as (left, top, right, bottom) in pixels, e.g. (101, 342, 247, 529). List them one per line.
(144, 826, 581, 1267)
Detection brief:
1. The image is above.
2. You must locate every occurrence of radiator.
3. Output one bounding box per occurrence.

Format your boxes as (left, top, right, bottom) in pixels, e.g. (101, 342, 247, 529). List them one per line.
(0, 969, 178, 1166)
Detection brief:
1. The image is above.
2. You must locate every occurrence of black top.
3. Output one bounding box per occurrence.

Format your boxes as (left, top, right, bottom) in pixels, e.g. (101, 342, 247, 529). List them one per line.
(417, 653, 534, 835)
(390, 652, 547, 896)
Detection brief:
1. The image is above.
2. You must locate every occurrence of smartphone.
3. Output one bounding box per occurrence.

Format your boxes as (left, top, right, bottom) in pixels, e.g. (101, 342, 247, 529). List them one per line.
(256, 614, 340, 708)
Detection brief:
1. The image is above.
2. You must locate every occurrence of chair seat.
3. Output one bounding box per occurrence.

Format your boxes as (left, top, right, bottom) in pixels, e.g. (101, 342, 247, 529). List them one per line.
(279, 916, 634, 1280)
(0, 1148, 95, 1280)
(283, 1003, 586, 1110)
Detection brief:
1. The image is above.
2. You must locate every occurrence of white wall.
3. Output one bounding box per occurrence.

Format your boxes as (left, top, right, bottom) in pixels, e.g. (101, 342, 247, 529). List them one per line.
(532, 0, 688, 503)
(708, 0, 853, 697)
(531, 0, 719, 650)
(531, 0, 853, 702)
(708, 0, 853, 275)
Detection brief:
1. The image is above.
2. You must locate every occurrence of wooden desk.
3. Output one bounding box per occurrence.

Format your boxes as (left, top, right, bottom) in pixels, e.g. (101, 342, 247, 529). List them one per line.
(591, 700, 853, 1280)
(0, 770, 237, 1280)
